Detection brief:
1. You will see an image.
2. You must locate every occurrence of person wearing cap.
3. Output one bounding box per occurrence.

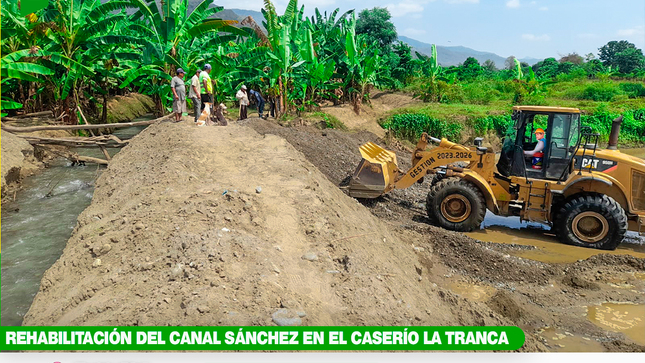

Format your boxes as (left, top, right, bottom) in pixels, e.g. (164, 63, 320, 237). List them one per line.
(524, 128, 547, 156)
(171, 68, 186, 122)
(189, 68, 201, 122)
(235, 85, 249, 120)
(199, 64, 213, 112)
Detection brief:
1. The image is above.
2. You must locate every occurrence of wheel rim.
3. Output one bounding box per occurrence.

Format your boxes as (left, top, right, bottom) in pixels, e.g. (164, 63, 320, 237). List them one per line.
(440, 194, 472, 223)
(572, 211, 609, 243)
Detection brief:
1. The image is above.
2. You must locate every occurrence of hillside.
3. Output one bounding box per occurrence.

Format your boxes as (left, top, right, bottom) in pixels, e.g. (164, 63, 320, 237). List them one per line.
(398, 35, 541, 68)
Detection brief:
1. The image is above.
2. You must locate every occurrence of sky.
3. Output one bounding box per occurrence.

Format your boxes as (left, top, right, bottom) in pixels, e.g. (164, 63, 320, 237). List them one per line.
(214, 0, 645, 60)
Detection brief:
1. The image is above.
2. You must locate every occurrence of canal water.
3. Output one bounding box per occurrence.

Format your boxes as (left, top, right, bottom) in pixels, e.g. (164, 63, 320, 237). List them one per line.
(1, 120, 149, 326)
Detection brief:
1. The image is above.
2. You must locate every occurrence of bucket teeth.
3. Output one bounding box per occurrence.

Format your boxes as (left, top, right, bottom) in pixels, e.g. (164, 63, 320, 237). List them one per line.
(360, 142, 395, 163)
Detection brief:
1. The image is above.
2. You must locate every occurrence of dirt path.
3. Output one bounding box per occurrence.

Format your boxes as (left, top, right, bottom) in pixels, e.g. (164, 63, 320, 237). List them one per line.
(320, 91, 420, 137)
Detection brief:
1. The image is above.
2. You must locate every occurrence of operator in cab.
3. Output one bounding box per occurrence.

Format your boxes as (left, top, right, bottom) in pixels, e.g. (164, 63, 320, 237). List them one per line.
(524, 128, 546, 169)
(524, 128, 546, 156)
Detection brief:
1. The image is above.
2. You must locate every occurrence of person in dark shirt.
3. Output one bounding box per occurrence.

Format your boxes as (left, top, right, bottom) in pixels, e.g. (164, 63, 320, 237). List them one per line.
(249, 88, 265, 119)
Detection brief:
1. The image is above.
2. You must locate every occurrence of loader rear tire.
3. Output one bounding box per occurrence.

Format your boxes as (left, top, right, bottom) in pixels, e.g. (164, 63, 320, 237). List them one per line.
(426, 177, 486, 232)
(554, 194, 627, 250)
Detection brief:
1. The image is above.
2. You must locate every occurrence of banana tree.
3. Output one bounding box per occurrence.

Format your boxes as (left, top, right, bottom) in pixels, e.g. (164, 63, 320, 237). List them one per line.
(120, 0, 246, 114)
(414, 44, 446, 102)
(26, 0, 141, 123)
(341, 13, 382, 114)
(0, 48, 53, 115)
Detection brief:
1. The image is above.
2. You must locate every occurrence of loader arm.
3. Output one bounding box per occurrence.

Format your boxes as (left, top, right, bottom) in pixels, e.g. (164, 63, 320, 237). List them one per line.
(347, 135, 486, 199)
(393, 138, 481, 191)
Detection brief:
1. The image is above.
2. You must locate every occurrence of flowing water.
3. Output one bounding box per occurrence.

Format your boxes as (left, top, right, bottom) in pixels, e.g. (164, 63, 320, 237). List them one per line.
(1, 120, 149, 326)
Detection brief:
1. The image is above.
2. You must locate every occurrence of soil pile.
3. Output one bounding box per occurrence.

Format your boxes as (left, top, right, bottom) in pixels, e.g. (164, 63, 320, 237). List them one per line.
(24, 121, 534, 344)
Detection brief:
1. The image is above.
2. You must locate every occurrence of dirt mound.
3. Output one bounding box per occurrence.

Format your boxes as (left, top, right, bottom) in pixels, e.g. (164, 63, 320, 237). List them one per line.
(1, 130, 41, 199)
(24, 121, 533, 340)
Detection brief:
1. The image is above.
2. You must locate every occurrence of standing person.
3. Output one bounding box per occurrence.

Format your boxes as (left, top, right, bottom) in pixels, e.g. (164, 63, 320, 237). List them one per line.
(171, 68, 186, 122)
(189, 68, 201, 123)
(199, 64, 212, 113)
(267, 87, 277, 118)
(249, 88, 265, 118)
(235, 85, 249, 120)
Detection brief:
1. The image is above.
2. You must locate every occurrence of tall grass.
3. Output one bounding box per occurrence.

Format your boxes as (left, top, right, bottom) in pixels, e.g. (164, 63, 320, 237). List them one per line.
(381, 113, 462, 141)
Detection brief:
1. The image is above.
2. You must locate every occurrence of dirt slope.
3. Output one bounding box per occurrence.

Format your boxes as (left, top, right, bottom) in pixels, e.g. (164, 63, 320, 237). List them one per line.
(24, 121, 540, 347)
(1, 130, 41, 198)
(321, 91, 420, 137)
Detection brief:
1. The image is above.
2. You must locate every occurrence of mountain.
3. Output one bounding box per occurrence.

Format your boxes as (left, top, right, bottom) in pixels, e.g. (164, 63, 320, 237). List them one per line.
(398, 35, 541, 68)
(229, 8, 265, 23)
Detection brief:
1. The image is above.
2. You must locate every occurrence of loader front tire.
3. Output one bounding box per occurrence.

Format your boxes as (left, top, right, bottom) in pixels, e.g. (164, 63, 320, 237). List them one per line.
(426, 177, 486, 232)
(554, 194, 627, 250)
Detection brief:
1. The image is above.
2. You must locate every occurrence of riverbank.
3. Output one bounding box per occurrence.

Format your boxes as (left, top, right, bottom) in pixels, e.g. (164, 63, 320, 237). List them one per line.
(21, 118, 644, 351)
(1, 130, 45, 202)
(0, 94, 154, 206)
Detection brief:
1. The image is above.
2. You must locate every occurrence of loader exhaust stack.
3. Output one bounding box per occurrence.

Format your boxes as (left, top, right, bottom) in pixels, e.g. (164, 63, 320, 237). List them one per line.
(607, 115, 623, 150)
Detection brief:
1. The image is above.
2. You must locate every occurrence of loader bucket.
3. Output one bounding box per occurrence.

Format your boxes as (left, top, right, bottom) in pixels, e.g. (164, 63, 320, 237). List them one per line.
(348, 142, 399, 199)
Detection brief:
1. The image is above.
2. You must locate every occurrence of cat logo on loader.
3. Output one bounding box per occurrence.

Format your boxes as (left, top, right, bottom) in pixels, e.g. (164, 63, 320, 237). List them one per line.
(347, 106, 645, 250)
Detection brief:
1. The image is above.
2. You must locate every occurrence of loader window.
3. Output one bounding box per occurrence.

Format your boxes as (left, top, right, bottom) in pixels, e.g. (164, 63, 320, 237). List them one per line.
(545, 113, 578, 180)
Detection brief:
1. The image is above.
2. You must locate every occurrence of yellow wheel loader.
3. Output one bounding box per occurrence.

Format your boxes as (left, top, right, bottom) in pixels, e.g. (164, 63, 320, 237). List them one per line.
(348, 106, 645, 250)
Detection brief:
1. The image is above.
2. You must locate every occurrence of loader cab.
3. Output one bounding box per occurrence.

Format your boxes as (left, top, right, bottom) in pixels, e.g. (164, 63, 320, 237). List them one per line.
(497, 106, 581, 181)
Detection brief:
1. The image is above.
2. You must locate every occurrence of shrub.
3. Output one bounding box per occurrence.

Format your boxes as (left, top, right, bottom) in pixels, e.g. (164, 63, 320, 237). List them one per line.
(620, 83, 645, 98)
(579, 83, 623, 101)
(472, 115, 513, 137)
(382, 113, 462, 141)
(461, 82, 499, 105)
(311, 112, 347, 130)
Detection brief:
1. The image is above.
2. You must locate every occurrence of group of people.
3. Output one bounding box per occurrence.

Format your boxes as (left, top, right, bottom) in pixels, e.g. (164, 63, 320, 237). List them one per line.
(170, 64, 276, 124)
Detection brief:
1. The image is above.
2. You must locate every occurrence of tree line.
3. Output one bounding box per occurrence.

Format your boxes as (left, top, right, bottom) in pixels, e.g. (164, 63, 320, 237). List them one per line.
(2, 1, 644, 124)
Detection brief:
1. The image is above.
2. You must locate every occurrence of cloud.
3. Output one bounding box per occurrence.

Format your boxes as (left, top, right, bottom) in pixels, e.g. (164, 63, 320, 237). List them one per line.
(402, 28, 428, 38)
(387, 0, 429, 17)
(617, 25, 645, 37)
(506, 0, 520, 8)
(522, 33, 550, 41)
(539, 6, 548, 11)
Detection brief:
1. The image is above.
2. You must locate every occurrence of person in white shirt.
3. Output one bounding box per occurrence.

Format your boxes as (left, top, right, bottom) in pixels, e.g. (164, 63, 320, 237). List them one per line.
(189, 69, 201, 122)
(235, 85, 249, 120)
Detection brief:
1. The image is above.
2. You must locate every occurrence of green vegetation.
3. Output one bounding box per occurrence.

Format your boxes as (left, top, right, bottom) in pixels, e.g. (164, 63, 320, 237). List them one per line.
(309, 111, 347, 130)
(1, 1, 644, 147)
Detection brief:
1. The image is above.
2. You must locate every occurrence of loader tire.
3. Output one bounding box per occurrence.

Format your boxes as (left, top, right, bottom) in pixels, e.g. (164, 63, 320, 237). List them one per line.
(426, 177, 486, 232)
(554, 194, 627, 250)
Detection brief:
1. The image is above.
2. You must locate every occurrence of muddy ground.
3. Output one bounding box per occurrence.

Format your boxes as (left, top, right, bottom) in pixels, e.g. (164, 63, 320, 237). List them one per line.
(242, 117, 645, 352)
(21, 114, 645, 352)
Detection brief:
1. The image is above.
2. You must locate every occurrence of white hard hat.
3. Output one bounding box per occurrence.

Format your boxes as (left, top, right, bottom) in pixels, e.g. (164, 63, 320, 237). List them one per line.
(241, 85, 247, 90)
